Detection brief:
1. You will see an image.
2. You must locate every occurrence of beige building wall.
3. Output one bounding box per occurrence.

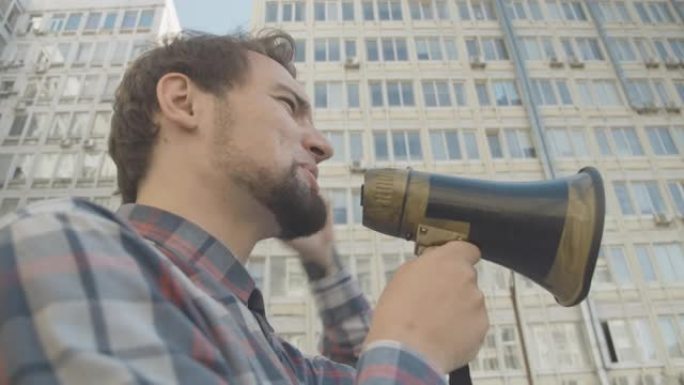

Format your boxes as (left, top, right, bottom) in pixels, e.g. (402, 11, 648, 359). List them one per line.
(249, 1, 684, 385)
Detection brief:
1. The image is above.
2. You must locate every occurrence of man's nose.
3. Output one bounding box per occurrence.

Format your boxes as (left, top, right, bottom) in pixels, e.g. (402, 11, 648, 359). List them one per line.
(303, 129, 334, 163)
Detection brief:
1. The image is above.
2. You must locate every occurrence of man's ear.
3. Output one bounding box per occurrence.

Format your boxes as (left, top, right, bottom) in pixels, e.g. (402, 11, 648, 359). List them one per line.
(156, 73, 198, 132)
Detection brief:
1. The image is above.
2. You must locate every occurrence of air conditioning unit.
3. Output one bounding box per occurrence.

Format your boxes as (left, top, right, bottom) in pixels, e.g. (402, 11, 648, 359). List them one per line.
(549, 56, 564, 68)
(634, 102, 658, 114)
(349, 160, 367, 173)
(568, 55, 585, 68)
(665, 56, 680, 70)
(35, 28, 48, 36)
(11, 59, 24, 67)
(664, 102, 681, 113)
(60, 138, 73, 148)
(344, 57, 360, 69)
(469, 55, 486, 69)
(653, 212, 672, 226)
(83, 139, 96, 149)
(644, 57, 660, 68)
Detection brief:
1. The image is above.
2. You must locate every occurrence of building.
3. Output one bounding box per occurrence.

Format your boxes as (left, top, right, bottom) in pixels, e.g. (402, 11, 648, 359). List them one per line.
(0, 0, 180, 215)
(249, 1, 684, 385)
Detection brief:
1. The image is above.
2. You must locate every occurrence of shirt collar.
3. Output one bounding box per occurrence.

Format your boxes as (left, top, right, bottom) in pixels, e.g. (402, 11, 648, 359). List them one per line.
(116, 203, 256, 305)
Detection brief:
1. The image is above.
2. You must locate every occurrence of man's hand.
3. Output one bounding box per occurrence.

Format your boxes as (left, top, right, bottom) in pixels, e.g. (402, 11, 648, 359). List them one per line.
(284, 200, 340, 280)
(363, 241, 489, 374)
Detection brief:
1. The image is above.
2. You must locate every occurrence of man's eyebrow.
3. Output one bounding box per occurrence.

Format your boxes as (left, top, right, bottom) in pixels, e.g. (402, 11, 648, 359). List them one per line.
(273, 83, 311, 111)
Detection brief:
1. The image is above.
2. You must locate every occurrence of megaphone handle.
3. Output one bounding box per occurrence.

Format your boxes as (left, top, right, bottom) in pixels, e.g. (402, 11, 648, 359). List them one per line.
(449, 365, 472, 385)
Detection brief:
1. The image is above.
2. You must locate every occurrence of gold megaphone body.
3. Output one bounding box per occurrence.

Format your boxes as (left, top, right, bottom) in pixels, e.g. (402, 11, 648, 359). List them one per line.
(361, 167, 605, 307)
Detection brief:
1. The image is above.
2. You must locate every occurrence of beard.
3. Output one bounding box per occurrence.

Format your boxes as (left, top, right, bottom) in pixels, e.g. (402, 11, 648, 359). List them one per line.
(250, 162, 328, 240)
(212, 106, 327, 240)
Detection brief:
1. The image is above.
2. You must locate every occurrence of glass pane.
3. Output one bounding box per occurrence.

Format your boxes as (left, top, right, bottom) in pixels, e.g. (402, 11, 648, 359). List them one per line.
(392, 132, 408, 160)
(374, 132, 389, 160)
(430, 132, 446, 160)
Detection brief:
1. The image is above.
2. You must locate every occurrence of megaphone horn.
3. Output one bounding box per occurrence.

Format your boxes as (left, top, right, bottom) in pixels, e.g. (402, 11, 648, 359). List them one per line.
(361, 167, 605, 307)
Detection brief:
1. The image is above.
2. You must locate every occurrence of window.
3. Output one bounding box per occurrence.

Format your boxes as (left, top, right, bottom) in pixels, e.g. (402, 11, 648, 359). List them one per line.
(80, 75, 99, 102)
(347, 83, 360, 107)
(466, 37, 509, 60)
(460, 0, 498, 20)
(415, 37, 444, 61)
(596, 1, 633, 22)
(493, 80, 522, 106)
(668, 181, 684, 216)
(634, 2, 676, 24)
(373, 131, 423, 162)
(647, 126, 678, 156)
(314, 38, 340, 61)
(102, 12, 117, 30)
(342, 1, 355, 20)
(315, 1, 339, 21)
(84, 12, 101, 31)
(111, 41, 129, 65)
(610, 38, 637, 62)
(409, 0, 442, 20)
(139, 10, 155, 28)
(323, 131, 364, 162)
(91, 42, 108, 66)
(377, 0, 403, 20)
(547, 127, 589, 158)
(546, 0, 587, 20)
(594, 126, 643, 157)
(613, 180, 667, 216)
(74, 42, 93, 66)
(102, 75, 120, 101)
(344, 40, 357, 60)
(282, 2, 306, 22)
(657, 316, 684, 358)
(362, 1, 375, 20)
(531, 323, 592, 370)
(294, 39, 306, 63)
(576, 80, 622, 107)
(601, 319, 640, 363)
(487, 129, 535, 159)
(77, 152, 100, 184)
(576, 38, 604, 60)
(265, 1, 279, 22)
(453, 82, 467, 106)
(64, 13, 82, 32)
(86, 111, 109, 139)
(634, 245, 657, 283)
(369, 80, 415, 107)
(422, 81, 452, 107)
(474, 80, 521, 107)
(49, 14, 66, 32)
(604, 246, 632, 286)
(314, 82, 344, 108)
(330, 189, 348, 224)
(653, 243, 684, 283)
(367, 38, 407, 61)
(381, 38, 408, 61)
(531, 79, 573, 106)
(61, 76, 81, 102)
(430, 130, 480, 161)
(38, 76, 60, 103)
(470, 325, 522, 372)
(121, 10, 138, 30)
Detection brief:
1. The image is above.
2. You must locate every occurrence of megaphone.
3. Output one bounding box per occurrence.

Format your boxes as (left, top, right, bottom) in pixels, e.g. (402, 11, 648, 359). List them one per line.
(361, 167, 605, 307)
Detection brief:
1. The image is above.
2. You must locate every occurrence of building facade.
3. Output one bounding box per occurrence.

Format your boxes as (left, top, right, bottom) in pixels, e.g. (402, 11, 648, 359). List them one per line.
(250, 1, 684, 385)
(0, 0, 180, 215)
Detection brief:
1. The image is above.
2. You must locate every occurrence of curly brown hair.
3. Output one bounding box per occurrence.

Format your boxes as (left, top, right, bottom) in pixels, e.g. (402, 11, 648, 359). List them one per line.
(109, 30, 297, 203)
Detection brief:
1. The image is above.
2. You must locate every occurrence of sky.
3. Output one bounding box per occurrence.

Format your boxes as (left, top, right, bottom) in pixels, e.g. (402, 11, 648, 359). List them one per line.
(173, 0, 253, 34)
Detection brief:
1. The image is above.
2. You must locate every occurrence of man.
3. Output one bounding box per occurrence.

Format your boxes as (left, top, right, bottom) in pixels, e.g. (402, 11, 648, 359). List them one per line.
(0, 31, 488, 384)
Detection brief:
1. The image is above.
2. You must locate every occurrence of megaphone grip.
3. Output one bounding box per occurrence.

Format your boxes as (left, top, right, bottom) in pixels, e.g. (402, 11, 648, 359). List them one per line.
(449, 365, 472, 385)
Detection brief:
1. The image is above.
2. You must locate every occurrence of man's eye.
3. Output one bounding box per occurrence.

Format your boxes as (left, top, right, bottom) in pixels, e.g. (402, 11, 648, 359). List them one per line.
(279, 98, 296, 113)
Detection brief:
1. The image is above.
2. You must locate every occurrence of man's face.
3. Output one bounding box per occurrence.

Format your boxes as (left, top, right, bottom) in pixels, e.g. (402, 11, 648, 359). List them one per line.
(208, 51, 333, 239)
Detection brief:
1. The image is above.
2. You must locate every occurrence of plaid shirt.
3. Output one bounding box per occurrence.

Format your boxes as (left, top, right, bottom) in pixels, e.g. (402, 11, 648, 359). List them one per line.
(0, 198, 445, 384)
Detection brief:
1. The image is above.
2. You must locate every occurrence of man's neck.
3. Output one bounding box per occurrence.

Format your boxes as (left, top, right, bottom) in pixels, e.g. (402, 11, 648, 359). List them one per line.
(136, 179, 275, 264)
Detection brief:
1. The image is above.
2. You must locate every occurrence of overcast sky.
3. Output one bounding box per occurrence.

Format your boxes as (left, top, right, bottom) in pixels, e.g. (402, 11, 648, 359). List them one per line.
(173, 0, 253, 34)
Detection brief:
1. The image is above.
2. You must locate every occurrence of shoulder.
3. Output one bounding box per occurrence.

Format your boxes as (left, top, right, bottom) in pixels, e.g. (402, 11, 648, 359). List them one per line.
(0, 197, 142, 257)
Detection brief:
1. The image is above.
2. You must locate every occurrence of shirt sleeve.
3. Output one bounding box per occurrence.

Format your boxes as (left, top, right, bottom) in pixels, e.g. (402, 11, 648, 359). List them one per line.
(0, 201, 229, 385)
(309, 266, 373, 366)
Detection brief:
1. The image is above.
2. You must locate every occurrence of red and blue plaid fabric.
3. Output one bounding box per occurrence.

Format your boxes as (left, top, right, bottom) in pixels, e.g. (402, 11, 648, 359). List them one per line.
(0, 198, 445, 384)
